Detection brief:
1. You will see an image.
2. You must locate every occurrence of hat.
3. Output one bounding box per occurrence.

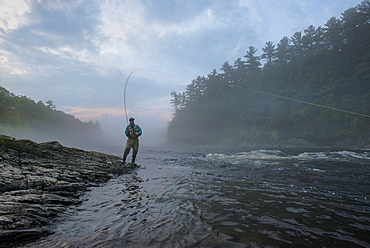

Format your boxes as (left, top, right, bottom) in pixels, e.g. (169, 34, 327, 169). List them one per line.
(129, 117, 135, 121)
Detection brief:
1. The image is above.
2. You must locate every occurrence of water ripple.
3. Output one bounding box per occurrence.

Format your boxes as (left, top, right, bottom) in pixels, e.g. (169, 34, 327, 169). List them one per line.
(24, 148, 370, 248)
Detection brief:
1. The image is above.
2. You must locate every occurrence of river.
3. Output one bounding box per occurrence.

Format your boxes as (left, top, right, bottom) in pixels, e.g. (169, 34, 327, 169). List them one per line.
(23, 147, 370, 248)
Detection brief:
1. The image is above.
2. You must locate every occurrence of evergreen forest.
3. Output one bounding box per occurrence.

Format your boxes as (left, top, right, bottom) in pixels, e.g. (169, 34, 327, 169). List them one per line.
(168, 1, 370, 147)
(0, 86, 102, 148)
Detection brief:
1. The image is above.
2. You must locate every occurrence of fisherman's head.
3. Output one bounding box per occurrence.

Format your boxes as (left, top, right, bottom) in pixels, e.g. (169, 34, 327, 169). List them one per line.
(129, 117, 135, 123)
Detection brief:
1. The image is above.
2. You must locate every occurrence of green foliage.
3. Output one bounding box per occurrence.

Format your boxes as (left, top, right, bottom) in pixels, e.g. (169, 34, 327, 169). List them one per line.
(0, 87, 102, 146)
(168, 1, 370, 147)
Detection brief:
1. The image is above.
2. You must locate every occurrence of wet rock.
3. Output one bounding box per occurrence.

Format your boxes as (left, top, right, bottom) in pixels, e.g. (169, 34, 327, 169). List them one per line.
(0, 229, 53, 246)
(0, 135, 128, 247)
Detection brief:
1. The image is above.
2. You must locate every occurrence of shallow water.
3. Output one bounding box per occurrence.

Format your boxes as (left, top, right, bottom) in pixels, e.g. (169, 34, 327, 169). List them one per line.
(24, 147, 370, 247)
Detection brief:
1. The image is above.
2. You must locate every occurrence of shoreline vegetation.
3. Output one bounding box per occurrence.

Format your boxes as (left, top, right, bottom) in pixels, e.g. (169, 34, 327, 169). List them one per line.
(0, 86, 103, 149)
(168, 1, 370, 147)
(0, 135, 133, 247)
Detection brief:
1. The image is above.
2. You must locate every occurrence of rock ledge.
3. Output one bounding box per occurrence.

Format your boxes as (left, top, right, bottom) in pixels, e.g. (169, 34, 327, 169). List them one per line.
(0, 135, 128, 247)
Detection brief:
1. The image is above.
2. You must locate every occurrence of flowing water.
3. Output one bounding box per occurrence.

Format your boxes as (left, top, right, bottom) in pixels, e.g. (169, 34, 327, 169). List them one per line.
(24, 147, 370, 248)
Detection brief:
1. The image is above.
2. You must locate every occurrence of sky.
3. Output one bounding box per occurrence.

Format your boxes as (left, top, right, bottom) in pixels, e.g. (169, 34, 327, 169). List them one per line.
(0, 0, 362, 146)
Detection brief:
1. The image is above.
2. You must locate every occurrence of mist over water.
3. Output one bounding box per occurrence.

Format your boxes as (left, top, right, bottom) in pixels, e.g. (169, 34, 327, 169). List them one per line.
(94, 114, 169, 148)
(24, 147, 370, 248)
(2, 2, 368, 246)
(0, 113, 169, 150)
(0, 127, 101, 150)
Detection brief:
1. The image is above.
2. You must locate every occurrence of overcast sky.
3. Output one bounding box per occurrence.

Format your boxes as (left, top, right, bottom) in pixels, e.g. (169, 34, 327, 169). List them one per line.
(0, 0, 362, 146)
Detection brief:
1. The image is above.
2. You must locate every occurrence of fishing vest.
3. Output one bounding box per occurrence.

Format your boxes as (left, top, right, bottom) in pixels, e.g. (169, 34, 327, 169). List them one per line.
(128, 124, 140, 133)
(127, 124, 141, 139)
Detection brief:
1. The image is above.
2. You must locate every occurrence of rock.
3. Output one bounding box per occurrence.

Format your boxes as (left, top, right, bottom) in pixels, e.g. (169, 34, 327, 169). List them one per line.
(0, 135, 130, 247)
(0, 229, 53, 246)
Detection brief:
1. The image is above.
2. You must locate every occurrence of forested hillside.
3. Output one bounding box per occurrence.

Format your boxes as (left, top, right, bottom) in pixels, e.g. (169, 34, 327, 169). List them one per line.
(0, 86, 102, 148)
(168, 1, 370, 147)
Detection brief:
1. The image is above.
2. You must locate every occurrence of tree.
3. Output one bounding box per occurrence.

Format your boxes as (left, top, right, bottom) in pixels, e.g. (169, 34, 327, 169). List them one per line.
(167, 1, 370, 146)
(170, 91, 183, 112)
(323, 17, 343, 50)
(302, 25, 316, 50)
(261, 41, 276, 67)
(314, 26, 325, 49)
(276, 36, 290, 65)
(341, 2, 370, 55)
(0, 86, 104, 147)
(185, 82, 197, 103)
(233, 58, 245, 74)
(191, 76, 207, 100)
(244, 46, 261, 73)
(46, 100, 56, 109)
(290, 31, 303, 58)
(233, 58, 247, 85)
(204, 69, 221, 98)
(219, 61, 235, 89)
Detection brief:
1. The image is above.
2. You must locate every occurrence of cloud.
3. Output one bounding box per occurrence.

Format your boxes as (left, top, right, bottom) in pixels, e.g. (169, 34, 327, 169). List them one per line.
(0, 0, 31, 33)
(60, 88, 174, 141)
(61, 103, 172, 121)
(0, 0, 362, 147)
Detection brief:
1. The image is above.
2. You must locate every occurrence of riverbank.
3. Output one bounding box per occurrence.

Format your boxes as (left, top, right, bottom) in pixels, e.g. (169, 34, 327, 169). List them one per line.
(0, 135, 133, 247)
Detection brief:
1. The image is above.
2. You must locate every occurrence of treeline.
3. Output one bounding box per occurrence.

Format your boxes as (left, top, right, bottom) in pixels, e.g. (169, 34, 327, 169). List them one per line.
(0, 86, 102, 148)
(168, 1, 370, 147)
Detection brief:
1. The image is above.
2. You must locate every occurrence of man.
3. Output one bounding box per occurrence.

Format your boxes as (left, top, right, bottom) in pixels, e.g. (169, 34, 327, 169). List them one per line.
(122, 117, 142, 165)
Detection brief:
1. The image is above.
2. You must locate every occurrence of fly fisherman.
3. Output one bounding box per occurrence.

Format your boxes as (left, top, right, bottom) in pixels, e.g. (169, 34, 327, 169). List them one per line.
(122, 117, 142, 165)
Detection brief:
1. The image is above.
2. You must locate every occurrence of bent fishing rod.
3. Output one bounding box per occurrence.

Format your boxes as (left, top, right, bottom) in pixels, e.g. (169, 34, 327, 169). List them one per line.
(123, 68, 139, 124)
(123, 68, 193, 123)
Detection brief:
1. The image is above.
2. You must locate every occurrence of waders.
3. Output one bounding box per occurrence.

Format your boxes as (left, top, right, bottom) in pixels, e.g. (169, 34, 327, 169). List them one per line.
(123, 138, 139, 164)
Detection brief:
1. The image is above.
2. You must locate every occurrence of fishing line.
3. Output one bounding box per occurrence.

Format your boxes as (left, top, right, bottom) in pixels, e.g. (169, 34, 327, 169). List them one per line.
(123, 68, 370, 121)
(138, 68, 193, 79)
(204, 80, 369, 118)
(123, 68, 192, 123)
(230, 84, 370, 118)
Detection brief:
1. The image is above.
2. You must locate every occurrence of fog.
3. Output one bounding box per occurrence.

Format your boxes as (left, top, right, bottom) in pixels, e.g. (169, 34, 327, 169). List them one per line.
(0, 0, 364, 150)
(96, 114, 169, 148)
(0, 115, 169, 151)
(0, 127, 100, 150)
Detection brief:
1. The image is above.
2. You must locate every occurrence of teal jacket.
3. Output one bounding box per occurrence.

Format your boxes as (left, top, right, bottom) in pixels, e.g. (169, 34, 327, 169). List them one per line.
(125, 124, 142, 139)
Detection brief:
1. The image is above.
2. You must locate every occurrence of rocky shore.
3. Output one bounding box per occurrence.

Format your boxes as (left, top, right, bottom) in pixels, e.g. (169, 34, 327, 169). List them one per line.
(0, 135, 130, 247)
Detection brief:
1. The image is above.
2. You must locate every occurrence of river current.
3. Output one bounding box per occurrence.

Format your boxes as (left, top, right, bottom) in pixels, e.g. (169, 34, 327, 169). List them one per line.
(24, 147, 370, 248)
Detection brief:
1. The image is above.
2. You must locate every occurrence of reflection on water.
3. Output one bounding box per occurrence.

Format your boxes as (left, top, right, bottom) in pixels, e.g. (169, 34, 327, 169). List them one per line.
(25, 148, 370, 247)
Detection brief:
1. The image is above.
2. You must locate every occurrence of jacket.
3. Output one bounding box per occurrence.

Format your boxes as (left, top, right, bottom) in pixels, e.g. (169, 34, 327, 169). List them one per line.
(125, 124, 142, 139)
